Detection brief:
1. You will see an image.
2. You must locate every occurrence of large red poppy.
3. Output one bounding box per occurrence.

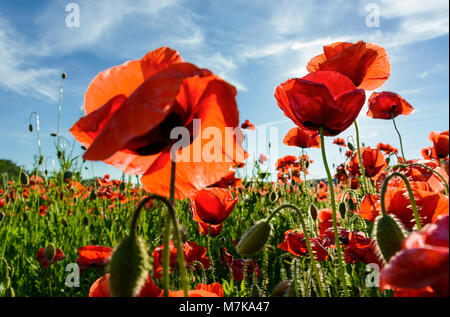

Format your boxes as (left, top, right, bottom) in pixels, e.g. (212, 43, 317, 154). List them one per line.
(380, 215, 449, 297)
(152, 241, 178, 279)
(190, 187, 238, 225)
(70, 47, 244, 200)
(283, 127, 321, 148)
(367, 91, 414, 119)
(306, 41, 391, 91)
(89, 273, 163, 297)
(347, 147, 387, 179)
(344, 232, 383, 267)
(278, 230, 329, 261)
(429, 130, 449, 158)
(275, 71, 366, 136)
(36, 247, 66, 268)
(333, 138, 346, 147)
(183, 241, 211, 271)
(76, 245, 113, 271)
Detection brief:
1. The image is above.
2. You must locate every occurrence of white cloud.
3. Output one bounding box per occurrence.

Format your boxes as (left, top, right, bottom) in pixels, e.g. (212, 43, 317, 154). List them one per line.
(0, 16, 60, 101)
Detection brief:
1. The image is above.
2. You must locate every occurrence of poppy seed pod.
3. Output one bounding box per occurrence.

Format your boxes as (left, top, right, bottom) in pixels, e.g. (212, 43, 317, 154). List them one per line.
(44, 243, 56, 262)
(374, 214, 406, 263)
(236, 220, 272, 256)
(309, 203, 318, 221)
(108, 235, 150, 297)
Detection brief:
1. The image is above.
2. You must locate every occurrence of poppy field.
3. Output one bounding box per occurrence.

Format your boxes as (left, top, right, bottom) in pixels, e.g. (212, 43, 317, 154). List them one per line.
(0, 41, 448, 299)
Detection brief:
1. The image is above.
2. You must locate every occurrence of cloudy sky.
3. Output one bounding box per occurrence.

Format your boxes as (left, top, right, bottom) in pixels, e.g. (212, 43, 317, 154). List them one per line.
(0, 0, 448, 180)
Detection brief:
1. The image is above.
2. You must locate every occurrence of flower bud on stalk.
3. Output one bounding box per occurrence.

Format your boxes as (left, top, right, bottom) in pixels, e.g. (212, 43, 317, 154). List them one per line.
(309, 203, 318, 221)
(270, 280, 291, 297)
(338, 201, 346, 219)
(45, 243, 56, 263)
(374, 214, 406, 263)
(20, 171, 29, 186)
(108, 235, 150, 297)
(28, 124, 33, 132)
(236, 220, 272, 256)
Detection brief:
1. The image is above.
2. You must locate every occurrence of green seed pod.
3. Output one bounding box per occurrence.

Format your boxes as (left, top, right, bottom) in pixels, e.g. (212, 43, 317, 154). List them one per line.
(108, 235, 150, 297)
(20, 171, 29, 186)
(338, 201, 346, 219)
(374, 214, 406, 263)
(236, 220, 272, 256)
(309, 203, 318, 221)
(28, 124, 33, 132)
(45, 243, 56, 262)
(270, 280, 291, 297)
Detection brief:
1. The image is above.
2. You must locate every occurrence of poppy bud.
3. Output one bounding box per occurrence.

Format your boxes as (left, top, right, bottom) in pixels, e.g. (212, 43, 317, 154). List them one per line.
(28, 124, 33, 132)
(346, 198, 355, 212)
(270, 280, 291, 297)
(81, 146, 87, 151)
(50, 133, 57, 137)
(90, 191, 97, 200)
(20, 171, 29, 186)
(108, 235, 150, 297)
(374, 214, 406, 263)
(309, 203, 318, 221)
(39, 156, 44, 165)
(250, 284, 261, 297)
(119, 182, 126, 192)
(57, 151, 62, 158)
(63, 171, 73, 181)
(338, 201, 346, 219)
(348, 142, 355, 151)
(45, 243, 56, 262)
(61, 73, 67, 79)
(236, 220, 272, 256)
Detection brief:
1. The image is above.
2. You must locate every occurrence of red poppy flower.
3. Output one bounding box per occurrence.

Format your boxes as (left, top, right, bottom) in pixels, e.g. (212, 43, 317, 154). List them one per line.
(283, 127, 321, 149)
(36, 247, 66, 268)
(70, 47, 244, 200)
(344, 232, 383, 267)
(258, 153, 269, 164)
(333, 138, 346, 147)
(152, 241, 178, 279)
(278, 230, 329, 261)
(317, 208, 341, 235)
(306, 41, 390, 90)
(195, 283, 224, 297)
(347, 147, 387, 179)
(220, 248, 260, 281)
(377, 143, 398, 155)
(380, 215, 449, 297)
(275, 155, 298, 171)
(190, 187, 238, 225)
(183, 241, 211, 271)
(210, 170, 243, 189)
(429, 130, 449, 159)
(197, 220, 223, 237)
(275, 71, 366, 136)
(359, 194, 382, 222)
(422, 146, 435, 161)
(76, 245, 113, 271)
(241, 120, 256, 131)
(89, 273, 163, 297)
(367, 91, 414, 119)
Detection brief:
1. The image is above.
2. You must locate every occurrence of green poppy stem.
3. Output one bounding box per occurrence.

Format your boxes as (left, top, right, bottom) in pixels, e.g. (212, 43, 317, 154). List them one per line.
(354, 121, 369, 195)
(319, 127, 349, 297)
(379, 171, 422, 230)
(391, 113, 406, 162)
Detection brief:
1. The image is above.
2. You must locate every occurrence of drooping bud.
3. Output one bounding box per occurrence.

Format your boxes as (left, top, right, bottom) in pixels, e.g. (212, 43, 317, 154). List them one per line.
(39, 156, 44, 165)
(236, 220, 272, 256)
(81, 146, 87, 151)
(338, 201, 346, 219)
(61, 73, 67, 80)
(44, 243, 56, 262)
(28, 124, 33, 132)
(108, 235, 150, 297)
(346, 197, 355, 213)
(270, 280, 291, 297)
(348, 142, 355, 151)
(57, 151, 62, 158)
(309, 203, 318, 221)
(374, 214, 406, 263)
(20, 171, 29, 186)
(50, 133, 57, 137)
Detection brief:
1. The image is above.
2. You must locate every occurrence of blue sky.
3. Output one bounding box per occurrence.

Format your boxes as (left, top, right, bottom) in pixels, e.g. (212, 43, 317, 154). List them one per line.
(0, 0, 448, 181)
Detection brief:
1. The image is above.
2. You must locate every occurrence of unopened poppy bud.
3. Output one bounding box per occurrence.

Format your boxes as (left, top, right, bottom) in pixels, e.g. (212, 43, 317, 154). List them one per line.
(39, 156, 44, 165)
(108, 235, 150, 297)
(250, 284, 261, 297)
(270, 280, 291, 297)
(61, 73, 67, 79)
(81, 145, 87, 151)
(309, 203, 318, 221)
(119, 182, 126, 192)
(236, 220, 272, 256)
(28, 124, 33, 132)
(348, 142, 355, 151)
(57, 151, 62, 158)
(3, 276, 11, 289)
(45, 243, 56, 262)
(338, 201, 346, 218)
(89, 191, 97, 200)
(50, 133, 57, 137)
(374, 214, 406, 263)
(20, 171, 29, 186)
(346, 198, 355, 212)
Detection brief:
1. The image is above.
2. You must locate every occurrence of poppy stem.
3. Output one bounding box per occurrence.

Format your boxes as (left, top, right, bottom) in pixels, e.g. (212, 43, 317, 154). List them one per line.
(319, 126, 349, 297)
(354, 121, 370, 195)
(379, 171, 422, 230)
(265, 203, 326, 297)
(391, 114, 406, 162)
(207, 224, 216, 282)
